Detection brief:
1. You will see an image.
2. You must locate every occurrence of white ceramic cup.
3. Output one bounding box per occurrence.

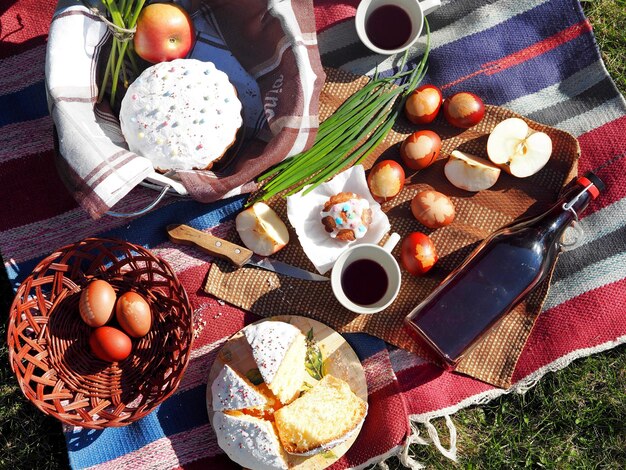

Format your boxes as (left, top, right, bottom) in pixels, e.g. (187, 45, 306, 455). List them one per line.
(331, 233, 401, 314)
(355, 0, 441, 55)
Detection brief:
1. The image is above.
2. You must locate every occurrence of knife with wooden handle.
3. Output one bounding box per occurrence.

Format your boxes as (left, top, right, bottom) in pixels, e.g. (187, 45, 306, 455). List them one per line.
(166, 224, 329, 281)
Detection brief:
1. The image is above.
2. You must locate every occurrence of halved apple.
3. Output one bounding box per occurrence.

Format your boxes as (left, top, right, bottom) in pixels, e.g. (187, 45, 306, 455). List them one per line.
(444, 150, 501, 192)
(236, 202, 290, 256)
(487, 118, 552, 178)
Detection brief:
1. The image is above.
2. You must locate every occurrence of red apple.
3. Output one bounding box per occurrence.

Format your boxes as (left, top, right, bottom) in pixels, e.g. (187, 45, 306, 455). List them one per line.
(444, 150, 501, 192)
(134, 3, 195, 64)
(487, 118, 553, 177)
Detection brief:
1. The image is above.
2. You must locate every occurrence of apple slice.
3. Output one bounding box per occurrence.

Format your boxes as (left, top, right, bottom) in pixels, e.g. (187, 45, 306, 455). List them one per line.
(236, 202, 290, 256)
(444, 150, 501, 192)
(487, 118, 552, 178)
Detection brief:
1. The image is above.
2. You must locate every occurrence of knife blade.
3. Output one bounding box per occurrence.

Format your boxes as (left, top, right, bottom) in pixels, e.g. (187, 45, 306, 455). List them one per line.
(166, 224, 329, 281)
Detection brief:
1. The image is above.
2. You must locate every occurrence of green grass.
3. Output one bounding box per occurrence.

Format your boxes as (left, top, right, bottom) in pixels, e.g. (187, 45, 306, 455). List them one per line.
(582, 0, 626, 93)
(2, 1, 626, 469)
(381, 345, 626, 469)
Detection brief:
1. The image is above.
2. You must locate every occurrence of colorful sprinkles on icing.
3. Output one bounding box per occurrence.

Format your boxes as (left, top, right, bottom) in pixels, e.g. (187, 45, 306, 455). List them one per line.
(213, 412, 288, 469)
(321, 196, 371, 240)
(119, 58, 242, 171)
(211, 364, 266, 412)
(244, 321, 299, 385)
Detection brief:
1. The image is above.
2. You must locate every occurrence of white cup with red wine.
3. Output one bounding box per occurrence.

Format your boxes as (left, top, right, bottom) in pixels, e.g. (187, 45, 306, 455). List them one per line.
(331, 233, 401, 314)
(355, 0, 441, 55)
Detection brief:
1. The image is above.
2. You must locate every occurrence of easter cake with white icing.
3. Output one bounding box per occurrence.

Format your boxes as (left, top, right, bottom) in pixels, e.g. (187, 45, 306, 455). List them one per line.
(209, 319, 368, 468)
(244, 320, 307, 405)
(119, 58, 242, 172)
(211, 363, 267, 412)
(213, 411, 289, 470)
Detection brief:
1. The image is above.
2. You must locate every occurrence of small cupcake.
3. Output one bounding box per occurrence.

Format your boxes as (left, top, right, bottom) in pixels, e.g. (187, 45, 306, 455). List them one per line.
(321, 192, 372, 242)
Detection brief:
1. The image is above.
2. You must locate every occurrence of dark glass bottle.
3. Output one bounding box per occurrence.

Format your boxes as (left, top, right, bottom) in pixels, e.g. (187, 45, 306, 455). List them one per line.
(404, 172, 605, 369)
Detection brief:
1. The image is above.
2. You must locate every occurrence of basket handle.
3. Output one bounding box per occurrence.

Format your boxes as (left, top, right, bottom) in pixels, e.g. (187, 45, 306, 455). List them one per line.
(106, 184, 170, 218)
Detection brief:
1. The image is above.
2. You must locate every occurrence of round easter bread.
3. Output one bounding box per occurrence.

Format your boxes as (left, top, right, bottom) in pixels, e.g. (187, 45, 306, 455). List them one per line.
(244, 320, 307, 405)
(274, 374, 368, 456)
(207, 317, 368, 470)
(119, 58, 242, 172)
(321, 192, 373, 242)
(211, 363, 267, 412)
(213, 411, 290, 470)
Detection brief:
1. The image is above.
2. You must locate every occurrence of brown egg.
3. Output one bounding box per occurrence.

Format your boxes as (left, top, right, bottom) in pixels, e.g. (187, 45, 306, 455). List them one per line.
(116, 291, 152, 338)
(79, 279, 116, 327)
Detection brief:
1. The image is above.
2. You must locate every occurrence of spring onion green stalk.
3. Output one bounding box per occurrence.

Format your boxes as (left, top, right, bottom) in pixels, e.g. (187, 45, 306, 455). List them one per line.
(95, 0, 146, 107)
(250, 20, 431, 204)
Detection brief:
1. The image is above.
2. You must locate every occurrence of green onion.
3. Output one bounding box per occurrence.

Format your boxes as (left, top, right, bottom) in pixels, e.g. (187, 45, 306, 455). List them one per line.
(250, 19, 431, 204)
(92, 0, 146, 107)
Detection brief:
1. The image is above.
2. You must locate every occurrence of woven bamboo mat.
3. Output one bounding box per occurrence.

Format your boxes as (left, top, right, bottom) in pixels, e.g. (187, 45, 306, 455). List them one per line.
(205, 67, 579, 388)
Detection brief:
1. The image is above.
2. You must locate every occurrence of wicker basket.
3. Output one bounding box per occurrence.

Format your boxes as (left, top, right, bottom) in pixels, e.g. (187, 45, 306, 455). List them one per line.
(6, 238, 194, 429)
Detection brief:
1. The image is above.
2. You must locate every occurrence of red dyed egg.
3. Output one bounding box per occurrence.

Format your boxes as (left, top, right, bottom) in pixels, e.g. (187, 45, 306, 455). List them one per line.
(367, 160, 406, 203)
(405, 84, 443, 125)
(89, 326, 132, 362)
(443, 92, 485, 128)
(400, 130, 442, 170)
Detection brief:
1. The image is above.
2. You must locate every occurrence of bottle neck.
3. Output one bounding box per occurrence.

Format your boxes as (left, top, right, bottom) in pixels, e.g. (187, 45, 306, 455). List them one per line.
(532, 181, 595, 238)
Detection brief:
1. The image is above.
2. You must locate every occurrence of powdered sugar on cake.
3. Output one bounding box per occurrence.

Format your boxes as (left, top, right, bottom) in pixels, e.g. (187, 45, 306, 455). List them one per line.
(211, 364, 267, 412)
(119, 58, 242, 171)
(213, 412, 288, 470)
(244, 321, 300, 385)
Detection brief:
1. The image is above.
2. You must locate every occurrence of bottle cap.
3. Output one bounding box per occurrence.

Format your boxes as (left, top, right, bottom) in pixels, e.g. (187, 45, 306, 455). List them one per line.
(577, 171, 605, 199)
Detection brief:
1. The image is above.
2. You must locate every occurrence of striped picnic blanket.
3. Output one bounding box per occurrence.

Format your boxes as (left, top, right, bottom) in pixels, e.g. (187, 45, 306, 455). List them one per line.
(2, 0, 625, 468)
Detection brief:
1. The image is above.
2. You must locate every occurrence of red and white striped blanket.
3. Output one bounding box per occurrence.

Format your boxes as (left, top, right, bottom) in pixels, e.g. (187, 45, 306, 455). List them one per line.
(1, 0, 625, 468)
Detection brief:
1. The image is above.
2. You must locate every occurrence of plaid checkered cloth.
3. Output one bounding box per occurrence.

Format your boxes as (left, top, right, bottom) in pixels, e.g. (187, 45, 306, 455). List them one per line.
(2, 0, 625, 468)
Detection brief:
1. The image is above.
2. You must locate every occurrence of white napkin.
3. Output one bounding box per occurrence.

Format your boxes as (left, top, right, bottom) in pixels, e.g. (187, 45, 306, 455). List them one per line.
(46, 2, 155, 219)
(286, 165, 391, 274)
